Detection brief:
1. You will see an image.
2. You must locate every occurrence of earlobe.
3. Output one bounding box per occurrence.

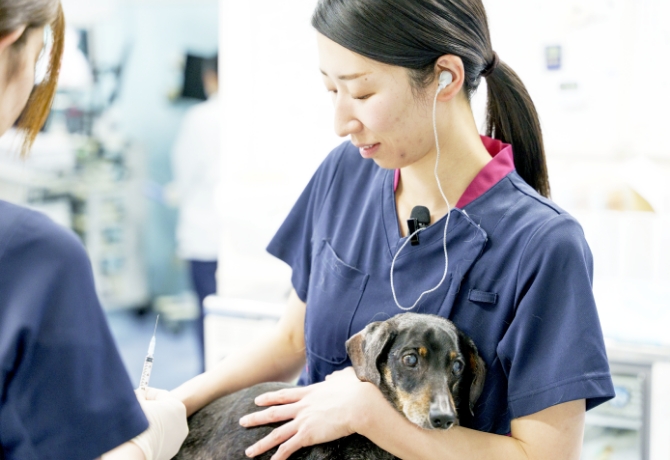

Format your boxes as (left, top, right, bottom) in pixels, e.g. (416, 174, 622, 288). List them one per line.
(0, 27, 27, 54)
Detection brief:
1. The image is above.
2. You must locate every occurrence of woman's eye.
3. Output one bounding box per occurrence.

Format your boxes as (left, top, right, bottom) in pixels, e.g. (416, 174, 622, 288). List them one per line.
(354, 94, 372, 100)
(402, 354, 418, 367)
(452, 360, 464, 375)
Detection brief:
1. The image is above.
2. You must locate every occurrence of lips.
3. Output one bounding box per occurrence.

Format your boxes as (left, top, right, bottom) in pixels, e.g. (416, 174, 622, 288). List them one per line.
(357, 143, 380, 158)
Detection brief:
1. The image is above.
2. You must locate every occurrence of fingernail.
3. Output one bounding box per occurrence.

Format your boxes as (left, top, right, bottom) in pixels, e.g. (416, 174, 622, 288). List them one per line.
(245, 447, 254, 457)
(239, 417, 248, 426)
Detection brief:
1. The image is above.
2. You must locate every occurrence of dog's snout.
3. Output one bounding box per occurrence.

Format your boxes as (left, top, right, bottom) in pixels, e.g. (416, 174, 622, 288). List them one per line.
(429, 408, 456, 429)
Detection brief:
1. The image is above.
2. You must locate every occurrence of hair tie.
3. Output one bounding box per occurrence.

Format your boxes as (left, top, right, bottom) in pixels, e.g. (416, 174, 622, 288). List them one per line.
(481, 52, 499, 78)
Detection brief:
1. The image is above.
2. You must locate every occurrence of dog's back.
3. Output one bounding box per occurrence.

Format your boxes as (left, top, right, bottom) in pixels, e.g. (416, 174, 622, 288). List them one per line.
(174, 382, 396, 460)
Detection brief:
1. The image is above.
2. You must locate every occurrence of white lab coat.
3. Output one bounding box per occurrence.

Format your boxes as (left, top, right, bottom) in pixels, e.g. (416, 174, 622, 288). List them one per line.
(171, 95, 221, 261)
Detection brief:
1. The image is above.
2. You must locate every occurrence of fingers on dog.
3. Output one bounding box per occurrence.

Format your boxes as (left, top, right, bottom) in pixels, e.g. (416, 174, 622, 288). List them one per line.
(255, 386, 308, 406)
(245, 421, 298, 458)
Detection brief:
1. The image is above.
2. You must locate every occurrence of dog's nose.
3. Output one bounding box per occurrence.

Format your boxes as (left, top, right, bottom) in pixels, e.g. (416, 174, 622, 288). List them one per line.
(429, 409, 456, 429)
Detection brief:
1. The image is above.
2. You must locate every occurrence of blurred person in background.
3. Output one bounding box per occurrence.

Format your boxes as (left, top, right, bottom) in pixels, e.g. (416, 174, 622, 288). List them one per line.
(0, 1, 187, 459)
(169, 53, 220, 373)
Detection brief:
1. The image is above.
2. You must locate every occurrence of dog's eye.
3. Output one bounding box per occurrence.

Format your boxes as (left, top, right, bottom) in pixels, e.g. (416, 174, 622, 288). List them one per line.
(452, 360, 464, 375)
(402, 353, 418, 367)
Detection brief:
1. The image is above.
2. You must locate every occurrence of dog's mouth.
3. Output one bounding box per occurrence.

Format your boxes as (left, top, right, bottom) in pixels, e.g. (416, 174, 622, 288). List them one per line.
(402, 409, 459, 431)
(395, 389, 459, 430)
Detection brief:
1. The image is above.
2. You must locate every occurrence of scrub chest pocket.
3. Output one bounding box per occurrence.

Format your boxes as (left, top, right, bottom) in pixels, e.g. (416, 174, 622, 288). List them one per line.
(305, 240, 369, 365)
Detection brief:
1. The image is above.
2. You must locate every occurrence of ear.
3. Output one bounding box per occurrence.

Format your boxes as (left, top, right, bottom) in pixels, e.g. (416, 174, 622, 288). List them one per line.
(345, 321, 396, 388)
(459, 332, 486, 416)
(0, 27, 27, 54)
(434, 54, 465, 101)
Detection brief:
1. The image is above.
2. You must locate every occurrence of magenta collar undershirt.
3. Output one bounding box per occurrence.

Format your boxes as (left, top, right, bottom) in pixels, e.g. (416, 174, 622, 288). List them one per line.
(393, 135, 515, 209)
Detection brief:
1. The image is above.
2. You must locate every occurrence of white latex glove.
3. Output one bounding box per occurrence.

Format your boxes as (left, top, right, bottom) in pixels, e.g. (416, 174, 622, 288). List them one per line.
(131, 388, 189, 460)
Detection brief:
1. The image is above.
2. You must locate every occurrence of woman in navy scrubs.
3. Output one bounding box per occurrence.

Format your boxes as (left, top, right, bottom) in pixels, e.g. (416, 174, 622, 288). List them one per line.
(174, 0, 615, 458)
(0, 1, 187, 459)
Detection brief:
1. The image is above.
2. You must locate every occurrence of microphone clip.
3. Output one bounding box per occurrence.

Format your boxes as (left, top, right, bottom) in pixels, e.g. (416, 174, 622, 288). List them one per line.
(407, 206, 430, 246)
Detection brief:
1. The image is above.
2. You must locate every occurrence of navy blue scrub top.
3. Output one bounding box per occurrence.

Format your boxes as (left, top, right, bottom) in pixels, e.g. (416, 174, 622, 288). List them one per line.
(0, 201, 147, 460)
(267, 141, 615, 434)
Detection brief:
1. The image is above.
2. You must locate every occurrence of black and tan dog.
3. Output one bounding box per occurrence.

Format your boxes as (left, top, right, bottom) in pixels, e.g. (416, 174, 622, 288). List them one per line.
(175, 313, 486, 460)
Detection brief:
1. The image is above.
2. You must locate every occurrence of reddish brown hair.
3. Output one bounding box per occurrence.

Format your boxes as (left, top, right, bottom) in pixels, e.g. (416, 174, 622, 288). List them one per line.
(0, 0, 65, 156)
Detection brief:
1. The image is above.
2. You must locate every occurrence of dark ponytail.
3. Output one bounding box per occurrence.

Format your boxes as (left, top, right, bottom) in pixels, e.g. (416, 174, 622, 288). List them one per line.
(312, 0, 550, 198)
(485, 62, 549, 197)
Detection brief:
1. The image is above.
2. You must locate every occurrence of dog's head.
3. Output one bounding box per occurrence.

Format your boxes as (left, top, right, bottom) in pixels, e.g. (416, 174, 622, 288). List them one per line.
(345, 313, 485, 430)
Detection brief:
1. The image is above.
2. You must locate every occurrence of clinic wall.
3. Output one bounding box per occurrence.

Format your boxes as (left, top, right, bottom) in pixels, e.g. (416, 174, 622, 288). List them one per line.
(482, 0, 670, 160)
(217, 0, 340, 302)
(92, 1, 219, 299)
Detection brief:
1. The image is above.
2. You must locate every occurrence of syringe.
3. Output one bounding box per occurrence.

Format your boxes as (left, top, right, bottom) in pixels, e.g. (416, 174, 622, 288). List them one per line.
(138, 315, 159, 391)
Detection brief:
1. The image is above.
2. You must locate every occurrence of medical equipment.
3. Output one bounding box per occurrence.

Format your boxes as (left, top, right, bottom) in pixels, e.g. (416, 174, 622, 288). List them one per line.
(138, 315, 159, 391)
(391, 70, 453, 311)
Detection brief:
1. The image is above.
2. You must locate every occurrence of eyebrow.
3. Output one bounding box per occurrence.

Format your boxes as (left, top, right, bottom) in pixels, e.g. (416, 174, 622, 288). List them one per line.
(320, 69, 371, 81)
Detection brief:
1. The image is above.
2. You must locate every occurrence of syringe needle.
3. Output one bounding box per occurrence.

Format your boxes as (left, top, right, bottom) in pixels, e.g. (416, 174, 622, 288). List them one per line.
(139, 315, 159, 391)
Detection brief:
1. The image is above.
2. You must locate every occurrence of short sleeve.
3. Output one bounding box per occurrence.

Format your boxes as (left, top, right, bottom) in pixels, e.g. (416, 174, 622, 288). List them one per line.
(0, 209, 148, 460)
(497, 214, 614, 419)
(266, 143, 346, 302)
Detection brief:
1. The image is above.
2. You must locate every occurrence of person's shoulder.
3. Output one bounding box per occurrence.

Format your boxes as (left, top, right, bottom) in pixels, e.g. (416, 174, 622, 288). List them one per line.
(505, 172, 565, 214)
(0, 200, 88, 268)
(485, 173, 587, 249)
(498, 173, 580, 227)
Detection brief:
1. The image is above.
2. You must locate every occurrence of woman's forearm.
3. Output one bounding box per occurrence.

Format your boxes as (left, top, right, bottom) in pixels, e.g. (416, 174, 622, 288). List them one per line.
(354, 388, 584, 460)
(353, 394, 526, 460)
(172, 330, 306, 415)
(172, 290, 308, 416)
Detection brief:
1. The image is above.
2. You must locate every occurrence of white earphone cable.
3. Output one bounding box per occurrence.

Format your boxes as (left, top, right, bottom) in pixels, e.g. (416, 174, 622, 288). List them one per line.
(391, 82, 451, 311)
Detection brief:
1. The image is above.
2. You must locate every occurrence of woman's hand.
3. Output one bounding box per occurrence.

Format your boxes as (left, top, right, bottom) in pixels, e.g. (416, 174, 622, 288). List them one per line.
(239, 367, 379, 460)
(130, 388, 189, 460)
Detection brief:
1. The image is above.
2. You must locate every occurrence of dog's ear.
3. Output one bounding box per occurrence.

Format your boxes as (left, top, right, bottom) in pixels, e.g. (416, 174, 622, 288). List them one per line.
(459, 332, 486, 416)
(346, 321, 396, 387)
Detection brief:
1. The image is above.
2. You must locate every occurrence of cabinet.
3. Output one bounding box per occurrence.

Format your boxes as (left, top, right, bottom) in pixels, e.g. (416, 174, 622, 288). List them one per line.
(584, 345, 670, 460)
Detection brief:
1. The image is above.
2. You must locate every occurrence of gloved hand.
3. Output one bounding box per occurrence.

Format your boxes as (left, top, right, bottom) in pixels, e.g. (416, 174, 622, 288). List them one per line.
(131, 388, 189, 460)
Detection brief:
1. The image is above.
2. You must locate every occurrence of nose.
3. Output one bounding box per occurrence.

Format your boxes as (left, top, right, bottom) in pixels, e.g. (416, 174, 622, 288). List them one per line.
(429, 407, 456, 429)
(332, 96, 362, 137)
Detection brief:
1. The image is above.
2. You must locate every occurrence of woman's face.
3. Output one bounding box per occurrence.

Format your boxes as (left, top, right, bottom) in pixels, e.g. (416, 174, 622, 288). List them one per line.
(0, 27, 46, 136)
(317, 33, 436, 170)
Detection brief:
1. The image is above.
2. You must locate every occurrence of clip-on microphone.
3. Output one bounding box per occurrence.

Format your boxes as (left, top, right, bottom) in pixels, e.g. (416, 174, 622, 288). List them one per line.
(407, 206, 430, 246)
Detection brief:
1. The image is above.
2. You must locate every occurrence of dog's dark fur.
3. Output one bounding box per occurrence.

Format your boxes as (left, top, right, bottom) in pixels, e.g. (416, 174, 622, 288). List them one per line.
(175, 313, 486, 460)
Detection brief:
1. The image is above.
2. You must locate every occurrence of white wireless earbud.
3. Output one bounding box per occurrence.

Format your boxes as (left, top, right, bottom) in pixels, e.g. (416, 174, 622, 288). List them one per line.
(438, 71, 453, 90)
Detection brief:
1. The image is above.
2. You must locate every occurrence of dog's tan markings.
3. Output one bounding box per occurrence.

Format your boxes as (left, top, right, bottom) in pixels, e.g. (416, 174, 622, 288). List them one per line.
(398, 385, 433, 429)
(448, 391, 458, 426)
(450, 350, 458, 360)
(383, 366, 394, 388)
(418, 347, 428, 358)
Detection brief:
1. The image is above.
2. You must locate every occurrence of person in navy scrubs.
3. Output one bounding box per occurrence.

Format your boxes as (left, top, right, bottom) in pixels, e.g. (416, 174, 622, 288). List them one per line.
(0, 1, 187, 459)
(173, 0, 615, 458)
